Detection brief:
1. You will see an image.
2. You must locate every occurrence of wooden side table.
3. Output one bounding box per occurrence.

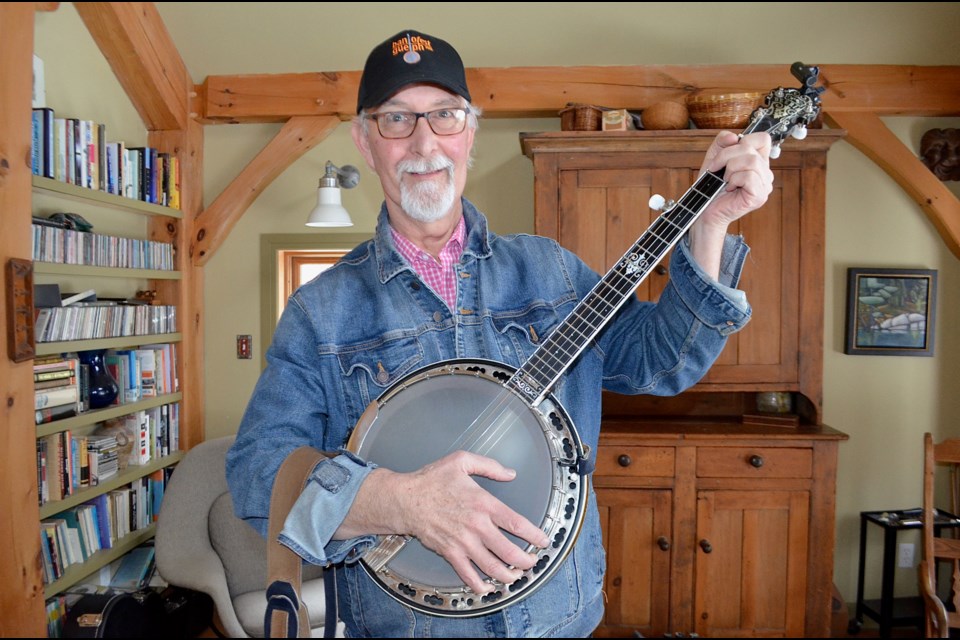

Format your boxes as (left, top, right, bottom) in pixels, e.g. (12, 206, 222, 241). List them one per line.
(853, 508, 960, 635)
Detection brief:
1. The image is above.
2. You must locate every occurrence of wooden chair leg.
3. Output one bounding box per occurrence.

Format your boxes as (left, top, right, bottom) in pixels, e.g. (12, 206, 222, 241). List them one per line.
(919, 560, 950, 638)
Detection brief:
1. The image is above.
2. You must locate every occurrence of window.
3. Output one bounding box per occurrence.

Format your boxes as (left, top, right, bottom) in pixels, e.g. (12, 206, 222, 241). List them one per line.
(260, 233, 369, 367)
(280, 250, 345, 320)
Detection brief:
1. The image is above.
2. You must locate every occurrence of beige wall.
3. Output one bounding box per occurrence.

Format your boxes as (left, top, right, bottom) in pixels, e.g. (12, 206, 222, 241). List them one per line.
(36, 2, 960, 611)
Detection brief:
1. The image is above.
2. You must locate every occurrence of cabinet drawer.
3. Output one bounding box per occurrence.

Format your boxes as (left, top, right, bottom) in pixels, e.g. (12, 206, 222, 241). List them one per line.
(696, 447, 812, 478)
(594, 446, 675, 478)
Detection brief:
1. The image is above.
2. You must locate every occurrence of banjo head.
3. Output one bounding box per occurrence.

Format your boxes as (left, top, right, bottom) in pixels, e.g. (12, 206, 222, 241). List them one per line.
(347, 359, 588, 616)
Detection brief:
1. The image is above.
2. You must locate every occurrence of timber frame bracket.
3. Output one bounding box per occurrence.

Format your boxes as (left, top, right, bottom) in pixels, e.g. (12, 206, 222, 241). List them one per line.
(190, 63, 960, 263)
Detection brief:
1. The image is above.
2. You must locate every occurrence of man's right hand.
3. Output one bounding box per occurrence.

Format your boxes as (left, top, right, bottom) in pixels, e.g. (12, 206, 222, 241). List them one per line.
(336, 450, 551, 594)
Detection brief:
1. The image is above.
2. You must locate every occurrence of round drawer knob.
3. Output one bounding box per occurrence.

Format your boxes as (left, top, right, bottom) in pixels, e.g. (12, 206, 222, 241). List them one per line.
(749, 454, 765, 468)
(618, 454, 632, 467)
(699, 539, 713, 554)
(655, 265, 667, 276)
(657, 536, 671, 551)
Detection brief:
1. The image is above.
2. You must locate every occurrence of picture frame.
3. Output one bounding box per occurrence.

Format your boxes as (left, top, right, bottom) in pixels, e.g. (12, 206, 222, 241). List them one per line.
(844, 267, 937, 356)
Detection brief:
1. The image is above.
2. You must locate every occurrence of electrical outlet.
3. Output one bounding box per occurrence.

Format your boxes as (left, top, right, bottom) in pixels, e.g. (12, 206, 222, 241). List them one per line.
(898, 542, 915, 568)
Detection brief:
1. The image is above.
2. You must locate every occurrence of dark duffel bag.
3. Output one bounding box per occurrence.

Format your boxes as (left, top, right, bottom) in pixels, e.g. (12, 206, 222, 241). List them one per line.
(63, 589, 166, 638)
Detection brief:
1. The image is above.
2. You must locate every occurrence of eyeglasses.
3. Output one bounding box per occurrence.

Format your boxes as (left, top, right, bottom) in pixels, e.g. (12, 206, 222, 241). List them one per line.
(366, 108, 469, 139)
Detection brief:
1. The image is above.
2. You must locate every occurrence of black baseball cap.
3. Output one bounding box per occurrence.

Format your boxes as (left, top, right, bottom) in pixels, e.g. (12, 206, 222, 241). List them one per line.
(357, 30, 472, 113)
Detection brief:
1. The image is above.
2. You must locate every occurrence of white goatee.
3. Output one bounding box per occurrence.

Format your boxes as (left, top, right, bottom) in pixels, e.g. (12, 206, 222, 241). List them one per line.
(397, 155, 457, 223)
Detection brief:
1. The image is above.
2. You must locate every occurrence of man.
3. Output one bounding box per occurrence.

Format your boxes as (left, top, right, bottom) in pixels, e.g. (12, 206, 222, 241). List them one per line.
(228, 29, 773, 637)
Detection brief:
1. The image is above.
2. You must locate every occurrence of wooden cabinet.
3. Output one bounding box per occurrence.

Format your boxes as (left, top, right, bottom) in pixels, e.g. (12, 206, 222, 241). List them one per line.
(521, 131, 848, 637)
(520, 130, 843, 423)
(594, 423, 845, 638)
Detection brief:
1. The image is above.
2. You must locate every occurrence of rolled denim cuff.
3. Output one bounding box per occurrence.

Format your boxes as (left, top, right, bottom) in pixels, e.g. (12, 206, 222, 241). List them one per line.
(671, 236, 751, 335)
(278, 452, 378, 565)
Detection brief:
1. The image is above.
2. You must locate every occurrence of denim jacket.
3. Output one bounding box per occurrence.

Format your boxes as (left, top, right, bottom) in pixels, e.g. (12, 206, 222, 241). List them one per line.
(227, 198, 751, 637)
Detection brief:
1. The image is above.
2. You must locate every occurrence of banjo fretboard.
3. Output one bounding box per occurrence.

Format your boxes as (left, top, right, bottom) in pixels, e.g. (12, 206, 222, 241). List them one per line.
(508, 170, 727, 406)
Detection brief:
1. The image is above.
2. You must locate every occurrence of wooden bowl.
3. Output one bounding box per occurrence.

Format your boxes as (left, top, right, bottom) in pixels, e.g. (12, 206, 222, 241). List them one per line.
(686, 91, 763, 130)
(641, 101, 689, 130)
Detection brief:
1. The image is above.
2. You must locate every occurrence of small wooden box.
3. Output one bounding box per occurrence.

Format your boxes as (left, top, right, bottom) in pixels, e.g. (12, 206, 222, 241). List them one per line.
(601, 109, 635, 131)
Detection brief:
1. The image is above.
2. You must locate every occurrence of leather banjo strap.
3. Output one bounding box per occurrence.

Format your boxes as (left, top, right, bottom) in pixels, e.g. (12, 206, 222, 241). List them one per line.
(264, 446, 336, 639)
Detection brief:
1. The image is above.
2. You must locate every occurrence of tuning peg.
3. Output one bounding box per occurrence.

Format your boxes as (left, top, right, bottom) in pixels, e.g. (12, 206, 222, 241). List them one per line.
(770, 145, 782, 160)
(791, 125, 808, 140)
(649, 195, 677, 211)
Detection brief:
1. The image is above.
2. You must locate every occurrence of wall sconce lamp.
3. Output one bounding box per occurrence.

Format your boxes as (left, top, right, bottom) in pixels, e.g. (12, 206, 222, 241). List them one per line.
(305, 161, 360, 227)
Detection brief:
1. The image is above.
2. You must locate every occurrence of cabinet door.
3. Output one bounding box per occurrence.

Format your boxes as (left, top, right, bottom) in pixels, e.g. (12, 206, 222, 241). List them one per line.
(554, 164, 801, 387)
(694, 490, 809, 637)
(557, 166, 693, 303)
(700, 169, 800, 386)
(595, 487, 672, 637)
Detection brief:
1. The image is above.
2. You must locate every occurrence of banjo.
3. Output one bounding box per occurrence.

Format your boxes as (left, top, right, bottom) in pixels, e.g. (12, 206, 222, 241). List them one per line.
(346, 62, 825, 617)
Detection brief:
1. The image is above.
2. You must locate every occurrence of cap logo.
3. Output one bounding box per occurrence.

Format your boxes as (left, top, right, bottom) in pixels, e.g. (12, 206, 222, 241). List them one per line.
(393, 34, 433, 64)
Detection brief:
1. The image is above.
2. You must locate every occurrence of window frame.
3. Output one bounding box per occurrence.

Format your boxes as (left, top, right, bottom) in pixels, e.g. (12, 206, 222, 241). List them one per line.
(260, 233, 369, 369)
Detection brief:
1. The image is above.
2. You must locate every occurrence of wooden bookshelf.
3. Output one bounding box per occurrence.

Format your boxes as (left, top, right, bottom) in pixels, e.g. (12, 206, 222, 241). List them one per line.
(0, 5, 203, 635)
(32, 175, 182, 219)
(42, 525, 157, 599)
(35, 333, 182, 357)
(39, 453, 183, 520)
(33, 263, 182, 280)
(36, 392, 183, 438)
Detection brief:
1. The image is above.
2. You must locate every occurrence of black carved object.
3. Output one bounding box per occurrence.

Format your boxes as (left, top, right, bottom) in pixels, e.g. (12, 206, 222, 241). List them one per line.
(920, 128, 960, 181)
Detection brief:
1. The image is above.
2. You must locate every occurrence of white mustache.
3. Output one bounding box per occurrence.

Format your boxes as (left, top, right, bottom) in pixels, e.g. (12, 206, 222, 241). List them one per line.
(396, 155, 454, 178)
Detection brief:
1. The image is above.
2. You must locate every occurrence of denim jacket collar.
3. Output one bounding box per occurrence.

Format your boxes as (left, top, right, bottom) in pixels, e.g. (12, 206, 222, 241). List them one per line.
(373, 197, 493, 284)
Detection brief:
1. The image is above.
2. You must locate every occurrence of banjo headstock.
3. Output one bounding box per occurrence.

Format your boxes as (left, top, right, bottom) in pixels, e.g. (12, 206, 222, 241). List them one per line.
(743, 62, 825, 158)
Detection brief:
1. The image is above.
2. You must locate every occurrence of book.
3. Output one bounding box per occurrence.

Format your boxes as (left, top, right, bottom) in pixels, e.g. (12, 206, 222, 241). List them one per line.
(35, 368, 75, 382)
(32, 54, 45, 108)
(137, 348, 157, 397)
(168, 155, 180, 210)
(38, 107, 55, 179)
(87, 434, 119, 485)
(34, 283, 62, 308)
(36, 404, 78, 425)
(70, 118, 82, 187)
(88, 493, 114, 550)
(53, 118, 67, 182)
(34, 385, 78, 410)
(60, 509, 90, 562)
(35, 376, 75, 390)
(32, 107, 54, 178)
(61, 289, 96, 306)
(110, 544, 155, 591)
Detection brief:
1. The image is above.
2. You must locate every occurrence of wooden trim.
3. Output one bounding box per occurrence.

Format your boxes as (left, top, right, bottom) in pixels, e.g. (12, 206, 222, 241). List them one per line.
(287, 253, 342, 296)
(0, 4, 46, 635)
(74, 2, 191, 131)
(193, 115, 339, 265)
(197, 64, 960, 123)
(150, 119, 205, 449)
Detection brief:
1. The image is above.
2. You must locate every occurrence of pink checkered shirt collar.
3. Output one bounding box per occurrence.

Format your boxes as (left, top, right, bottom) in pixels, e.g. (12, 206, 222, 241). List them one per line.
(391, 215, 465, 309)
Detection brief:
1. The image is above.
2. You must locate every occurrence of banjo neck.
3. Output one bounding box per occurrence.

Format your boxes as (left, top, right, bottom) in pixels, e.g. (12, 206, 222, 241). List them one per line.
(508, 169, 727, 407)
(508, 61, 826, 408)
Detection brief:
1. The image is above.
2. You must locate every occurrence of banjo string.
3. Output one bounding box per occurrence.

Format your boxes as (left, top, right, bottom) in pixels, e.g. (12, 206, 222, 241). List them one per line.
(439, 198, 704, 458)
(441, 241, 660, 459)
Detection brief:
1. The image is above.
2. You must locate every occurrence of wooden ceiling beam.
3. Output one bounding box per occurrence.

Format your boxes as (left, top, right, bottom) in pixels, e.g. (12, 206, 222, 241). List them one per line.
(196, 64, 960, 123)
(74, 2, 190, 131)
(192, 115, 340, 266)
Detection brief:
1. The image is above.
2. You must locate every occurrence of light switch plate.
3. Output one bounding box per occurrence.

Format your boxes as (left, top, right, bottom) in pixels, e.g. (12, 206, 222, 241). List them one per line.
(237, 335, 252, 359)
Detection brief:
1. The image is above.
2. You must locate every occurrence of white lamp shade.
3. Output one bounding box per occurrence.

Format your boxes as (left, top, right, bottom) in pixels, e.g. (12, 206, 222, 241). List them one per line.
(305, 185, 353, 227)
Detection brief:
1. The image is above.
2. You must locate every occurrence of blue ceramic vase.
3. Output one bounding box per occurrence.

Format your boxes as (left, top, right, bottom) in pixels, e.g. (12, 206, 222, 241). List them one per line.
(78, 349, 119, 409)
